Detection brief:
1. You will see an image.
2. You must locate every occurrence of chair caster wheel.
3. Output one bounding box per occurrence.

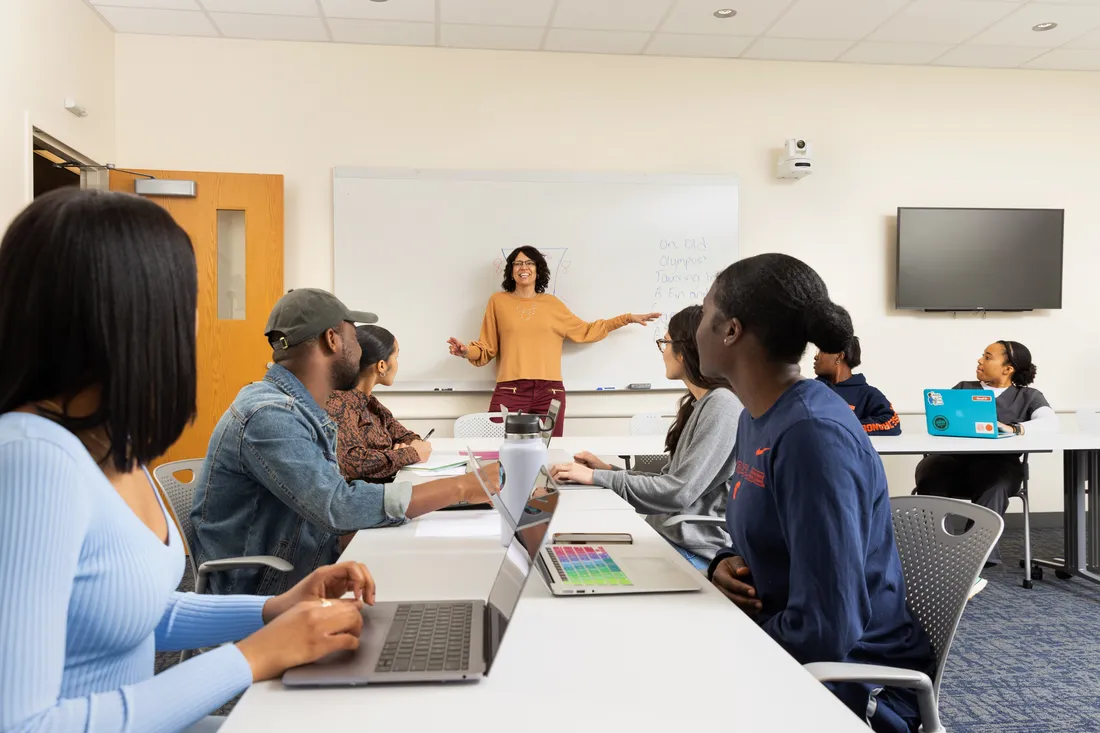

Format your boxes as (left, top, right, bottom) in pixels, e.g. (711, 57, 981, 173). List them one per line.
(1031, 567, 1043, 581)
(1023, 580, 1033, 589)
(1056, 569, 1074, 580)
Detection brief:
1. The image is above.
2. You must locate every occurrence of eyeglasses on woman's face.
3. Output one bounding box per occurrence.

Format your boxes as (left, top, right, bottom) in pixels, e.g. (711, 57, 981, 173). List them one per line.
(513, 259, 536, 270)
(656, 338, 674, 353)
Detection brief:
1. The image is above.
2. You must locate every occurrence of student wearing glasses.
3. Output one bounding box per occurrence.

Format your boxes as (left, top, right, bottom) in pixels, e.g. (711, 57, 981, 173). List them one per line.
(447, 246, 659, 435)
(549, 305, 743, 571)
(814, 336, 901, 436)
(915, 341, 1056, 576)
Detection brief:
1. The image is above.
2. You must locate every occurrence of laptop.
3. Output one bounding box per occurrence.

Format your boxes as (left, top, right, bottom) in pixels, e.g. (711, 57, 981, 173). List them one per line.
(470, 454, 700, 596)
(924, 388, 1015, 439)
(282, 490, 559, 686)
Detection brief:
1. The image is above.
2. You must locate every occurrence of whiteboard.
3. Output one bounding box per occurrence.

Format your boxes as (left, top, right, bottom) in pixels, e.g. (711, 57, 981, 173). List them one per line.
(333, 168, 738, 392)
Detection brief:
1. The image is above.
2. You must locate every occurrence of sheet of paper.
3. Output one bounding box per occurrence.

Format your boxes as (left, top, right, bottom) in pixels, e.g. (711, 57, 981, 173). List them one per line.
(408, 453, 468, 470)
(414, 512, 501, 538)
(408, 466, 467, 478)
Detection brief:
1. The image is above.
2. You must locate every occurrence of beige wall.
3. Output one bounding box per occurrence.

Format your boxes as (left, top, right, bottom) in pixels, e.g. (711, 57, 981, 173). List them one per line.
(113, 35, 1100, 511)
(0, 0, 115, 226)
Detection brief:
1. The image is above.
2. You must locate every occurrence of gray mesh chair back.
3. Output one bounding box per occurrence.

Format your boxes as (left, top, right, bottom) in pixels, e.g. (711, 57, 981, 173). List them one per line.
(633, 454, 671, 473)
(891, 495, 1003, 700)
(152, 459, 205, 558)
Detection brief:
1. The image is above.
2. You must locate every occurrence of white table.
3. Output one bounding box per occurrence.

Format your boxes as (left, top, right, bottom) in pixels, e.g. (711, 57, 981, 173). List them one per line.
(872, 427, 1100, 586)
(429, 436, 664, 457)
(221, 491, 869, 733)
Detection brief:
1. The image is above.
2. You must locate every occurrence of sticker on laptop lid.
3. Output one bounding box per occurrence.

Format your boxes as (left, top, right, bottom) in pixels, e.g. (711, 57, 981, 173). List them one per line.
(975, 422, 995, 434)
(972, 395, 993, 402)
(927, 391, 944, 407)
(932, 415, 949, 431)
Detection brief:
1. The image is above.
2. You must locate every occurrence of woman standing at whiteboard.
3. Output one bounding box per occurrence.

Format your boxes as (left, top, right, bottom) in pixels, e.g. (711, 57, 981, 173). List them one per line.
(447, 246, 659, 436)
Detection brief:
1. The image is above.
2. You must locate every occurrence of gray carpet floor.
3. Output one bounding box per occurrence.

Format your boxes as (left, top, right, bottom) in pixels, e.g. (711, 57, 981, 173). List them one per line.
(158, 527, 1100, 730)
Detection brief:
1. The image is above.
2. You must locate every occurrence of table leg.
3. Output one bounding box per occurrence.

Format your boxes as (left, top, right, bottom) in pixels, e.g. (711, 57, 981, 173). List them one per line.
(1035, 449, 1100, 584)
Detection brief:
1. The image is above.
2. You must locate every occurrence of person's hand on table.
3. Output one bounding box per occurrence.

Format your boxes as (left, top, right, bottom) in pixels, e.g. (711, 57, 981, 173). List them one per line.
(711, 556, 762, 616)
(463, 461, 501, 504)
(262, 561, 376, 622)
(410, 439, 432, 462)
(629, 312, 662, 325)
(550, 462, 595, 485)
(572, 451, 613, 471)
(446, 337, 469, 358)
(237, 600, 364, 681)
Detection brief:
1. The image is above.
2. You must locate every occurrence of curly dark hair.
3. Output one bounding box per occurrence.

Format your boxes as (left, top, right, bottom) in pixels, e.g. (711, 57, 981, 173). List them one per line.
(502, 246, 550, 294)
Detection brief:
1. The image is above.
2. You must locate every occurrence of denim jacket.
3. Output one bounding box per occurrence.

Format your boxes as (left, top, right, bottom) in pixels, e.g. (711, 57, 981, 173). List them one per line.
(189, 364, 411, 596)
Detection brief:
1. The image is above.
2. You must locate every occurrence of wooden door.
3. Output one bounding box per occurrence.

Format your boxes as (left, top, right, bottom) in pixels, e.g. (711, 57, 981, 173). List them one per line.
(110, 170, 284, 468)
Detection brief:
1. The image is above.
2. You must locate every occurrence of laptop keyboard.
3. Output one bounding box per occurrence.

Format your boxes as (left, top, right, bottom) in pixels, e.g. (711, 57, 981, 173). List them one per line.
(548, 546, 633, 587)
(374, 603, 472, 674)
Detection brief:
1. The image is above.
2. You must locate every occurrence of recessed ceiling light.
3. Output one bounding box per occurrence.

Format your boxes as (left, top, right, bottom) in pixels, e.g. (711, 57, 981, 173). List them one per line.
(714, 9, 737, 19)
(369, 0, 388, 3)
(1032, 22, 1057, 31)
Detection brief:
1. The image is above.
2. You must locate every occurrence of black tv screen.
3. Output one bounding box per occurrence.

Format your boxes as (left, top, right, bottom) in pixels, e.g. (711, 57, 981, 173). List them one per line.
(896, 207, 1063, 311)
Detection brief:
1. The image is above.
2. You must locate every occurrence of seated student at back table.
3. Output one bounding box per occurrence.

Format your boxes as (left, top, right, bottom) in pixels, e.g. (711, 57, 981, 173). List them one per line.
(814, 336, 901, 436)
(696, 253, 933, 733)
(191, 289, 499, 596)
(0, 190, 371, 733)
(549, 305, 742, 572)
(914, 340, 1056, 572)
(328, 325, 430, 483)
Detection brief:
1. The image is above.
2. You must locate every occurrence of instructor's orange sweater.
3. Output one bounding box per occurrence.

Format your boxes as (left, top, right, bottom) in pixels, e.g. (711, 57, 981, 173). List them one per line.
(465, 292, 631, 383)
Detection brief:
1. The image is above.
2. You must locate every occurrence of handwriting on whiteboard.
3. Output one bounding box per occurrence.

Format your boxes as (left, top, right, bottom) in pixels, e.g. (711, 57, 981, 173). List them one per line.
(652, 238, 715, 305)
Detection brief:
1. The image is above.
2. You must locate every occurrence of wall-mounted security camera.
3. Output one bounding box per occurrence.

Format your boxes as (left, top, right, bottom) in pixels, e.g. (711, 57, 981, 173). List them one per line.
(776, 138, 812, 179)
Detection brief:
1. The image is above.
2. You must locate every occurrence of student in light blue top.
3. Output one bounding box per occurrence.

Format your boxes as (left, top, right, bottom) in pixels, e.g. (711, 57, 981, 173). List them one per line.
(0, 189, 373, 733)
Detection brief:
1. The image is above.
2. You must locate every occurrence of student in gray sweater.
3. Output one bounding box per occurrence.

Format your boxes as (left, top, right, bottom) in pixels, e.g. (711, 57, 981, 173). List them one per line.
(550, 305, 742, 570)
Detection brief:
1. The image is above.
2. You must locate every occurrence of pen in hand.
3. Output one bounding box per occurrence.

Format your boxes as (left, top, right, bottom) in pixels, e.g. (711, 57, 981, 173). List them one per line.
(423, 428, 435, 440)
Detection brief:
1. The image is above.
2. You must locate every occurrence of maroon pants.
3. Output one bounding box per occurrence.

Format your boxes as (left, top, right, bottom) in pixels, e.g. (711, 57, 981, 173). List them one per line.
(489, 380, 566, 437)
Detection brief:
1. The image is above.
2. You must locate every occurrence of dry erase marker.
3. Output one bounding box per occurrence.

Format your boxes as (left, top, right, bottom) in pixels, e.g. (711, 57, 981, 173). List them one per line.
(434, 387, 454, 392)
(596, 386, 616, 391)
(424, 429, 435, 440)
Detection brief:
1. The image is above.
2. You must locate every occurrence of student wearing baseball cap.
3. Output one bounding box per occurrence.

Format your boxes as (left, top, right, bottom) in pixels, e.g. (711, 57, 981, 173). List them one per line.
(191, 288, 499, 596)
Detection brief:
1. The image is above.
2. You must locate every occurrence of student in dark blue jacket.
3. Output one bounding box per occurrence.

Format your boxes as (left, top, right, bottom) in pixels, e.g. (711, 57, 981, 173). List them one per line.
(814, 336, 902, 436)
(695, 254, 933, 733)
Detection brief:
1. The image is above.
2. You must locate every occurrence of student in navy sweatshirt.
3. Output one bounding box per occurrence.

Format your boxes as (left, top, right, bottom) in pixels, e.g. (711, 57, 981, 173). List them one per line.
(695, 254, 933, 733)
(814, 336, 902, 436)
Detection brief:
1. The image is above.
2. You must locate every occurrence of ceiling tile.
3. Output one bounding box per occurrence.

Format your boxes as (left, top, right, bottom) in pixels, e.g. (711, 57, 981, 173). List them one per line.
(440, 0, 554, 28)
(553, 0, 674, 32)
(90, 0, 198, 8)
(969, 3, 1100, 46)
(660, 0, 791, 36)
(321, 0, 435, 22)
(328, 18, 435, 45)
(869, 0, 1019, 45)
(1065, 26, 1100, 46)
(840, 40, 953, 64)
(645, 33, 753, 57)
(95, 6, 218, 35)
(1024, 47, 1100, 68)
(211, 12, 327, 41)
(440, 24, 544, 50)
(933, 44, 1044, 66)
(766, 0, 910, 40)
(741, 37, 852, 61)
(200, 0, 318, 16)
(543, 28, 650, 54)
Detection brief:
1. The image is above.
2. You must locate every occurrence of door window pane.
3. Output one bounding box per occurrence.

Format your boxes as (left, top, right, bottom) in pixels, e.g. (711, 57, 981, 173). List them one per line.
(217, 210, 246, 320)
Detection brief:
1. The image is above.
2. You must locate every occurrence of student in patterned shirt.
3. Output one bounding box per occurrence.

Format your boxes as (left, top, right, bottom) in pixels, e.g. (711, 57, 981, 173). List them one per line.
(328, 325, 431, 482)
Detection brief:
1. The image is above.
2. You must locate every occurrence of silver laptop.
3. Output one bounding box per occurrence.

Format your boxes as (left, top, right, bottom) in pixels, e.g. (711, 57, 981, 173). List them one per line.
(470, 454, 700, 597)
(282, 490, 559, 687)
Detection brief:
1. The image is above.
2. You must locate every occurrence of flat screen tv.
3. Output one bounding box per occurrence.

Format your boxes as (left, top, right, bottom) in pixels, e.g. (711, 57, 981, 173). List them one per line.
(896, 207, 1063, 311)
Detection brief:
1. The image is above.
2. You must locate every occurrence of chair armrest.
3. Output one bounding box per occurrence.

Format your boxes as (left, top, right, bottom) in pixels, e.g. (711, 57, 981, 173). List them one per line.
(803, 662, 942, 733)
(661, 515, 726, 527)
(194, 556, 293, 595)
(198, 556, 293, 574)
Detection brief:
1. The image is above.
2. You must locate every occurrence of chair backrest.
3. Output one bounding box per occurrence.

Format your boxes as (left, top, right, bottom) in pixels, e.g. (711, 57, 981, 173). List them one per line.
(632, 454, 671, 473)
(152, 459, 206, 558)
(890, 495, 1004, 700)
(454, 412, 508, 439)
(629, 413, 673, 437)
